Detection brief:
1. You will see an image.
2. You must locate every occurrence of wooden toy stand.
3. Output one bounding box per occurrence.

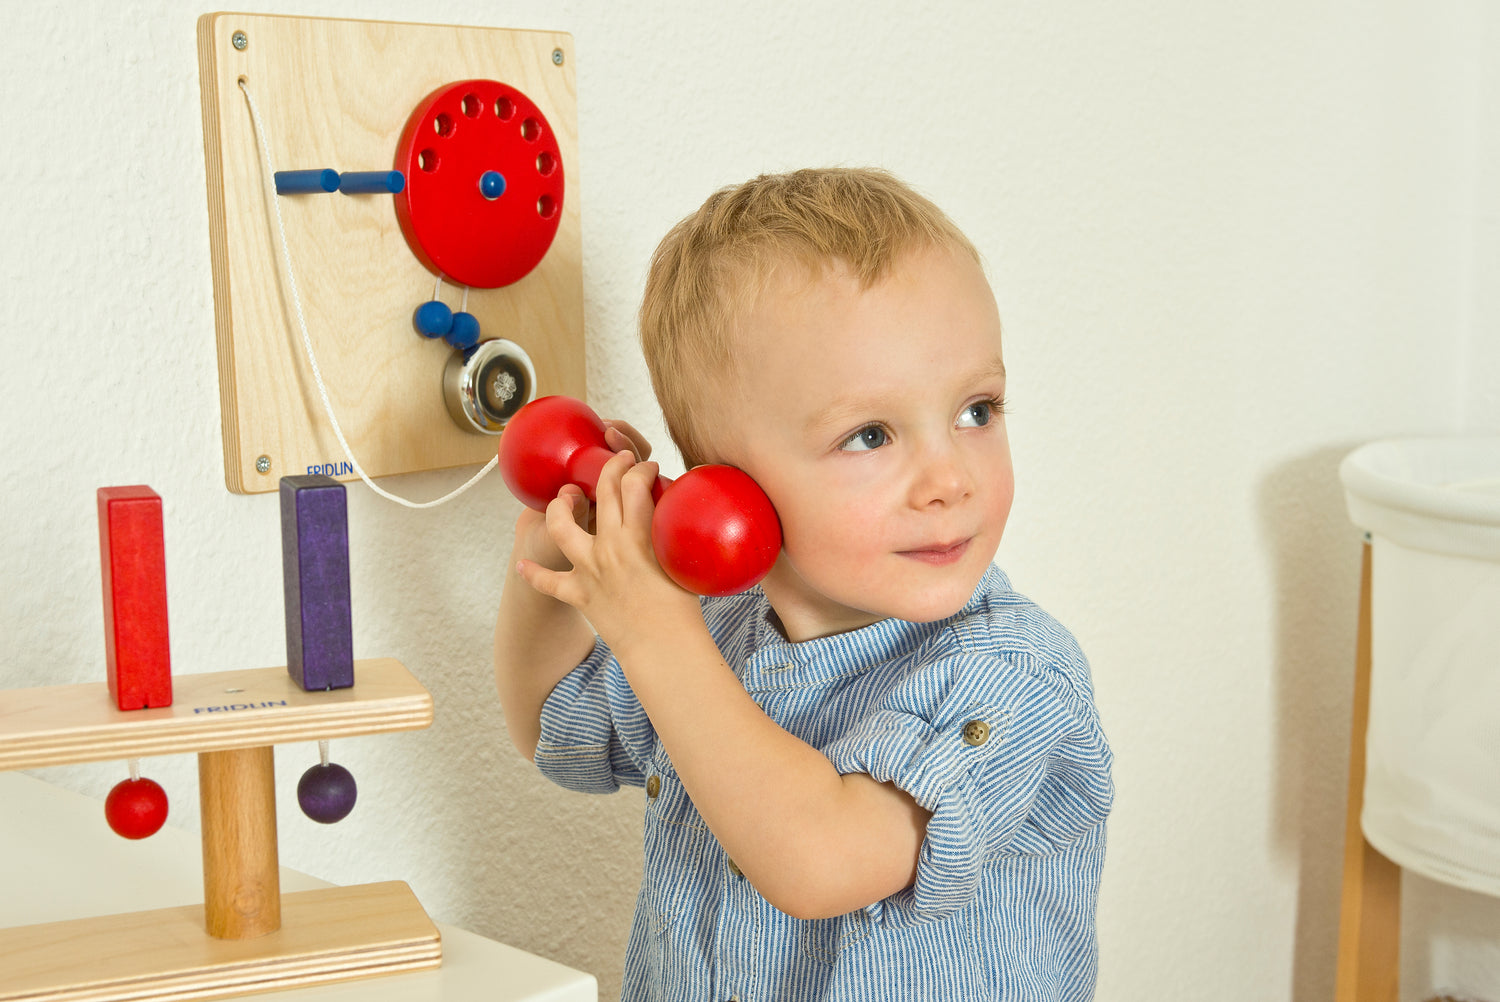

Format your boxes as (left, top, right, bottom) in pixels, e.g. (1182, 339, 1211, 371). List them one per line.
(0, 659, 439, 1001)
(1334, 542, 1402, 1002)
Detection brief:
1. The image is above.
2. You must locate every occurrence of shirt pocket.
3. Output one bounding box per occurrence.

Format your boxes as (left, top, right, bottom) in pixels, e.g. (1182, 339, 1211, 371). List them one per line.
(640, 755, 709, 938)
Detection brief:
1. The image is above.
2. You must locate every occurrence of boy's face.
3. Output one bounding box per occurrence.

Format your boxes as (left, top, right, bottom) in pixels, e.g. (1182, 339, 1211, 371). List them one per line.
(712, 245, 1013, 642)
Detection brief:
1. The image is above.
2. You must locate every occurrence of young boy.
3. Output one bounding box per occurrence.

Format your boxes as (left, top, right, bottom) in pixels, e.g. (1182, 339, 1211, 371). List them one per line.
(494, 168, 1113, 1001)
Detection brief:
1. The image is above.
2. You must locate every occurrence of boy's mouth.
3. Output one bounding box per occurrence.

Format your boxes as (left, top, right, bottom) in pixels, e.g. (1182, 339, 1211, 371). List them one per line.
(898, 538, 971, 565)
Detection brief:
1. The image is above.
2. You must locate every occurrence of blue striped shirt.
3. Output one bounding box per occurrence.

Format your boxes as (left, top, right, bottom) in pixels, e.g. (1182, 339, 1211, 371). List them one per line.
(534, 565, 1113, 1001)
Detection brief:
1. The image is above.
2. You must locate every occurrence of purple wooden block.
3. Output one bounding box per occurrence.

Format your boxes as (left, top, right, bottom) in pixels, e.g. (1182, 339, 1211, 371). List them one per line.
(280, 475, 354, 691)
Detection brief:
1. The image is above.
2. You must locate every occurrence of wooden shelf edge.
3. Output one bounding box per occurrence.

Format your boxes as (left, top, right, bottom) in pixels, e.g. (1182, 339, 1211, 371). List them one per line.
(0, 660, 433, 771)
(0, 710, 433, 771)
(0, 881, 441, 1002)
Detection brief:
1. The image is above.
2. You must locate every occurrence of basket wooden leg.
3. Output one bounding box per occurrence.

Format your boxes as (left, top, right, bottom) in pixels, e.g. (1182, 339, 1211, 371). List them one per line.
(1334, 542, 1401, 1002)
(199, 745, 281, 939)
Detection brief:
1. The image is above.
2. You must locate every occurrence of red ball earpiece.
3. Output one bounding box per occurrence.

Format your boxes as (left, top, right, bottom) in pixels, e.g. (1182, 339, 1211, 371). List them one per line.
(498, 396, 781, 596)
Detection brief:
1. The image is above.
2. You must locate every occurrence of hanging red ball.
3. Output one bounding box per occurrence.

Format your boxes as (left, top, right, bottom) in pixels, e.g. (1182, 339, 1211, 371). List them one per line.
(105, 777, 168, 839)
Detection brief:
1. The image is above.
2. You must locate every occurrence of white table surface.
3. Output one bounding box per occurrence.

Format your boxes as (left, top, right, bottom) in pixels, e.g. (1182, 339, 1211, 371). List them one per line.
(0, 771, 596, 1002)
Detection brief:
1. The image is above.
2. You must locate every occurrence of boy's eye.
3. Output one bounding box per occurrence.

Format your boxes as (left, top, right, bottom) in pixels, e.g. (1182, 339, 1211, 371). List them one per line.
(840, 425, 889, 452)
(957, 399, 1003, 428)
(958, 402, 991, 428)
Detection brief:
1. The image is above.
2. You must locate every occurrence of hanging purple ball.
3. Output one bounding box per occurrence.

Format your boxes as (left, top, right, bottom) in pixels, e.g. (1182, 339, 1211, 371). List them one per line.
(298, 762, 358, 824)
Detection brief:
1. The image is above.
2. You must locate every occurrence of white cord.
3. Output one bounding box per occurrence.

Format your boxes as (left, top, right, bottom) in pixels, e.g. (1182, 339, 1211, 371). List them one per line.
(238, 78, 497, 510)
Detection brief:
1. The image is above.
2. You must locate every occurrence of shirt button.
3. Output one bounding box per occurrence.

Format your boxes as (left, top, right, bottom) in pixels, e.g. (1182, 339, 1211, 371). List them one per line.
(726, 857, 743, 877)
(962, 719, 990, 746)
(646, 775, 661, 799)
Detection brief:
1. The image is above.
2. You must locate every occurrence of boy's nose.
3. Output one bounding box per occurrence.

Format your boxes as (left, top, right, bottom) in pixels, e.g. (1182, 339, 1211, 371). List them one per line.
(910, 441, 975, 508)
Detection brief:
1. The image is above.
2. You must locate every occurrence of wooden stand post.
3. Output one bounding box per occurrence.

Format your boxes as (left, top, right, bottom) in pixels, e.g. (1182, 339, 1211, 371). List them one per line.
(1334, 542, 1402, 1002)
(200, 745, 281, 939)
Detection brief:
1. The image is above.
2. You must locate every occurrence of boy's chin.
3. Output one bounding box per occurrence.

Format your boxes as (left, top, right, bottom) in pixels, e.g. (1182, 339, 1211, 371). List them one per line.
(851, 575, 985, 626)
(894, 593, 975, 625)
(761, 555, 990, 636)
(887, 564, 994, 623)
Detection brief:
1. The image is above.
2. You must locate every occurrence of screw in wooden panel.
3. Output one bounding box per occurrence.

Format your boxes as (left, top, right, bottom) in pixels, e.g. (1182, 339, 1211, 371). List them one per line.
(552, 48, 564, 65)
(232, 30, 248, 51)
(255, 455, 271, 474)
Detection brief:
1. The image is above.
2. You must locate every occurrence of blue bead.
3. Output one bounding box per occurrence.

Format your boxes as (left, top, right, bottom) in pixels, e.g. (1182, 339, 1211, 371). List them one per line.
(413, 300, 453, 338)
(297, 763, 357, 824)
(445, 312, 481, 350)
(479, 170, 506, 200)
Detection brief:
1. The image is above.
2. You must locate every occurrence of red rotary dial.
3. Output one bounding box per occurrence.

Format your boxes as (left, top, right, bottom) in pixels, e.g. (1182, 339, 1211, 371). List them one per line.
(393, 80, 564, 289)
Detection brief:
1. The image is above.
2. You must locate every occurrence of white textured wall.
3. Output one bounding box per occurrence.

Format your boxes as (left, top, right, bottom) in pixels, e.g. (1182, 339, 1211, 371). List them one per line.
(1466, 5, 1500, 434)
(2, 3, 1497, 1001)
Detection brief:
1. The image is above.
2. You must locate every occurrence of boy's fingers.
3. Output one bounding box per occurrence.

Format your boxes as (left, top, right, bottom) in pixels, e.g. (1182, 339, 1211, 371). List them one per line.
(620, 461, 660, 539)
(544, 491, 593, 564)
(592, 450, 636, 529)
(604, 421, 653, 461)
(513, 558, 552, 594)
(557, 485, 590, 524)
(553, 484, 600, 533)
(515, 559, 577, 608)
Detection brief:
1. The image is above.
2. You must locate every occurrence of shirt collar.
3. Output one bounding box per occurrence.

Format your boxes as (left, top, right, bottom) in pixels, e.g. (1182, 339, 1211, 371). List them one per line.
(738, 564, 1008, 690)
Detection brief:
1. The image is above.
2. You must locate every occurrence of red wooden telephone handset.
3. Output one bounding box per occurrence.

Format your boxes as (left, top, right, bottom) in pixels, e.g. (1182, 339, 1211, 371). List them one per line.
(498, 396, 781, 596)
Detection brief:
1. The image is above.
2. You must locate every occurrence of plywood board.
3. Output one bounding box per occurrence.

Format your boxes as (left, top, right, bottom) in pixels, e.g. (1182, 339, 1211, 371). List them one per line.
(0, 882, 440, 1002)
(0, 659, 432, 770)
(198, 13, 585, 493)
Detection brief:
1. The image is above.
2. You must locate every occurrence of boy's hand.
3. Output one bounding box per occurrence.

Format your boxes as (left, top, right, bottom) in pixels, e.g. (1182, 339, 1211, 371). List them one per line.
(510, 420, 653, 573)
(517, 445, 700, 651)
(496, 418, 663, 760)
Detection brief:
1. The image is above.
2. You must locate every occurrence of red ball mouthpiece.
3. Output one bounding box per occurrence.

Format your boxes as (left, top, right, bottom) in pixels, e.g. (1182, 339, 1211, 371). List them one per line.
(498, 396, 782, 595)
(498, 395, 616, 510)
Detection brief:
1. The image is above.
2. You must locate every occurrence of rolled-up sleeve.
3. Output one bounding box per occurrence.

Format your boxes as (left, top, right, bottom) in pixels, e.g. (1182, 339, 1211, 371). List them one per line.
(823, 649, 1113, 926)
(534, 639, 652, 794)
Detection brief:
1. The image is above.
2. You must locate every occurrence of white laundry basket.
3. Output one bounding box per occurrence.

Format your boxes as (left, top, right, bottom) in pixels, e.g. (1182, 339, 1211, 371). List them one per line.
(1341, 437, 1500, 895)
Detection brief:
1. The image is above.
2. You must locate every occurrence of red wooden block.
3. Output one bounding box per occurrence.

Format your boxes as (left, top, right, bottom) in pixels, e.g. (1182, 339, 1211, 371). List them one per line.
(98, 486, 172, 710)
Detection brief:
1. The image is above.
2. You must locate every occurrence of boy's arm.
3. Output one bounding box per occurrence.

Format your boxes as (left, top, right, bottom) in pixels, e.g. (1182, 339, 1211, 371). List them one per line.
(495, 422, 653, 761)
(493, 507, 597, 761)
(518, 453, 931, 920)
(620, 621, 932, 920)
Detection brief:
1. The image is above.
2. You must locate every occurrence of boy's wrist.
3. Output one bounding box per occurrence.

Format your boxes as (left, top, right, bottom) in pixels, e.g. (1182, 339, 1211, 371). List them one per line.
(607, 595, 711, 673)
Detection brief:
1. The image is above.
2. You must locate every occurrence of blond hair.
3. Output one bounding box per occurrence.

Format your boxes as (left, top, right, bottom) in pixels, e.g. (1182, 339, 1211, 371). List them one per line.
(639, 167, 979, 468)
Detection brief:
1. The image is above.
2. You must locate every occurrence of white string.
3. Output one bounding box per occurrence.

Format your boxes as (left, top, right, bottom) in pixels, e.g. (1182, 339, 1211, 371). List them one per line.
(238, 78, 497, 510)
(318, 740, 330, 768)
(128, 759, 140, 782)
